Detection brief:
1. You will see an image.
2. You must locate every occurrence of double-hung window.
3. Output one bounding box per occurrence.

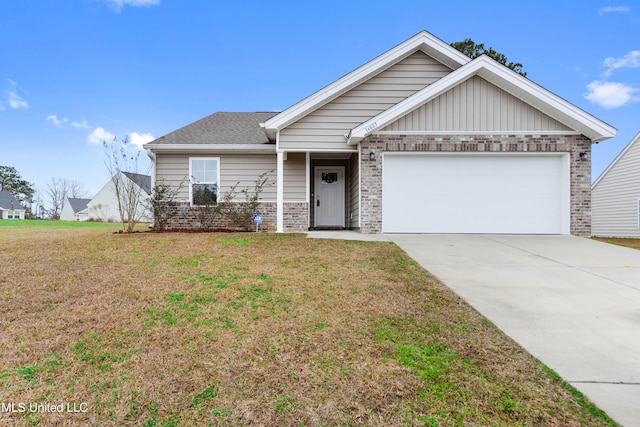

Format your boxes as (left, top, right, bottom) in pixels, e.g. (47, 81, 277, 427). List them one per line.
(190, 157, 220, 205)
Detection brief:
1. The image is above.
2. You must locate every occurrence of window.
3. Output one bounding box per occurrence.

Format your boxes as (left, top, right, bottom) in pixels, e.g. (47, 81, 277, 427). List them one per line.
(190, 157, 219, 205)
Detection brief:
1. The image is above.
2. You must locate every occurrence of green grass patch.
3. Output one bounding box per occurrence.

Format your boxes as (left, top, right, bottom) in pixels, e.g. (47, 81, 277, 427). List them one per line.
(0, 224, 618, 426)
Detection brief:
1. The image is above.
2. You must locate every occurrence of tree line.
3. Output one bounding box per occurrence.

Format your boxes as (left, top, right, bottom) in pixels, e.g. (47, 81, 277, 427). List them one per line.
(0, 165, 89, 219)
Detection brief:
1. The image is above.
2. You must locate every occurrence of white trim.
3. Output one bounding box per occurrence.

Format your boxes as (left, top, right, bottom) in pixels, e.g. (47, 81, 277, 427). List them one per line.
(349, 56, 616, 144)
(282, 148, 358, 153)
(276, 151, 284, 232)
(374, 130, 582, 136)
(146, 144, 276, 153)
(592, 132, 640, 189)
(188, 157, 220, 206)
(263, 31, 469, 139)
(305, 152, 310, 204)
(357, 143, 362, 229)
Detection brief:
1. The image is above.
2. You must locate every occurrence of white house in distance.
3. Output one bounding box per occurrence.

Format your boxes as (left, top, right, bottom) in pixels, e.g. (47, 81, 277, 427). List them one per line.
(60, 197, 91, 221)
(592, 132, 640, 237)
(87, 172, 152, 223)
(0, 190, 26, 220)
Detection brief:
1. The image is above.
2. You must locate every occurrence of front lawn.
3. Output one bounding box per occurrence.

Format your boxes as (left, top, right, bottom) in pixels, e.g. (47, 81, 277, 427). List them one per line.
(594, 237, 640, 250)
(0, 223, 617, 426)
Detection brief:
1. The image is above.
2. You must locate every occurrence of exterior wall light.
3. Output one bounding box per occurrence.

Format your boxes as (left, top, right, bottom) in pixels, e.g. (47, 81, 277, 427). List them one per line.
(579, 152, 588, 161)
(369, 152, 376, 161)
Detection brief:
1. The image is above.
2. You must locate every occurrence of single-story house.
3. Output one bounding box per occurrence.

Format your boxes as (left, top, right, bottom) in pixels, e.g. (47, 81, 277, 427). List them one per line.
(0, 190, 26, 220)
(60, 197, 91, 222)
(144, 30, 616, 235)
(592, 132, 640, 237)
(87, 171, 152, 223)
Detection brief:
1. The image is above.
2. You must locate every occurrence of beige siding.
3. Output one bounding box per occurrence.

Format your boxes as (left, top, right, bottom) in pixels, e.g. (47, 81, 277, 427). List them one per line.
(279, 51, 451, 150)
(155, 153, 307, 203)
(283, 152, 307, 201)
(592, 138, 640, 237)
(382, 76, 573, 133)
(155, 154, 190, 201)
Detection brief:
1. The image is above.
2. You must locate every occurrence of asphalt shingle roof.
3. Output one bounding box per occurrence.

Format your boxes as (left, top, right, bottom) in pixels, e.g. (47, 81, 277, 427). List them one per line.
(148, 112, 278, 145)
(68, 198, 91, 213)
(0, 190, 25, 210)
(121, 172, 152, 195)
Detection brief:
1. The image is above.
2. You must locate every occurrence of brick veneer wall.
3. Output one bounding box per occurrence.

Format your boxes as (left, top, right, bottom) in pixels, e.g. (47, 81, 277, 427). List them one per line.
(160, 201, 309, 232)
(162, 202, 277, 231)
(283, 202, 309, 232)
(360, 134, 592, 236)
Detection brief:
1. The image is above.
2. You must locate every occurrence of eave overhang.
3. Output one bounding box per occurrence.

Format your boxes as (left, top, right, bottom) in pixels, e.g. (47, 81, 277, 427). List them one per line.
(144, 143, 277, 154)
(348, 55, 617, 144)
(263, 31, 471, 140)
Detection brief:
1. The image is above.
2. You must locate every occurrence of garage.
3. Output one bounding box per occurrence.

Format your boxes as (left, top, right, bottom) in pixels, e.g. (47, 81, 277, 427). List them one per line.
(382, 153, 570, 234)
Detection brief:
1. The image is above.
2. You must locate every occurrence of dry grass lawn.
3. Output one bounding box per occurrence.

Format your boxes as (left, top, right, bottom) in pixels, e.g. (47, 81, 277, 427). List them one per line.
(0, 221, 617, 426)
(594, 237, 640, 250)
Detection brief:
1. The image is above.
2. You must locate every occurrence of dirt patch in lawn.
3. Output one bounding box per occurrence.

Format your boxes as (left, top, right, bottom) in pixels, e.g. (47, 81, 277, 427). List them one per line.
(0, 225, 617, 426)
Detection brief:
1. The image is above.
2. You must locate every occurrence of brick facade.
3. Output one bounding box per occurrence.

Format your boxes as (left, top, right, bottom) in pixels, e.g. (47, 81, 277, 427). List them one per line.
(360, 134, 592, 236)
(160, 201, 308, 232)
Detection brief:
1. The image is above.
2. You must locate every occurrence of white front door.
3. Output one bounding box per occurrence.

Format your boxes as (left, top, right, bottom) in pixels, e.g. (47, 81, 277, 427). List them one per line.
(314, 167, 345, 228)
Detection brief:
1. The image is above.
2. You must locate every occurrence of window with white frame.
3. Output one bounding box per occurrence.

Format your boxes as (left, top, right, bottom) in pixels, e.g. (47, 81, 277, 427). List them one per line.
(190, 157, 220, 205)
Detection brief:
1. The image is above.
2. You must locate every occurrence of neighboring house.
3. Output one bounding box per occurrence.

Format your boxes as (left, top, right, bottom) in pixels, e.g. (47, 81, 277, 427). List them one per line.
(0, 190, 26, 220)
(592, 132, 640, 237)
(87, 172, 152, 223)
(60, 197, 91, 222)
(144, 30, 615, 235)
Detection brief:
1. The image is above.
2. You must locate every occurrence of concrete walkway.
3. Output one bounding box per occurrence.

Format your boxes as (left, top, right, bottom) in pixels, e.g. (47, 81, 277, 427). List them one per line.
(307, 231, 640, 425)
(386, 234, 640, 427)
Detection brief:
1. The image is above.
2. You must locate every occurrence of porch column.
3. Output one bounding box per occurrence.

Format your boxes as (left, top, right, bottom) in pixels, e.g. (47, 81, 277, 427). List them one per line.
(276, 150, 284, 232)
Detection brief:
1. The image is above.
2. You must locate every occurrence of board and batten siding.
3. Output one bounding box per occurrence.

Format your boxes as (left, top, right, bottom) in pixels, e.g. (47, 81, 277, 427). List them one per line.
(382, 75, 573, 133)
(279, 51, 452, 151)
(155, 153, 307, 203)
(592, 136, 640, 237)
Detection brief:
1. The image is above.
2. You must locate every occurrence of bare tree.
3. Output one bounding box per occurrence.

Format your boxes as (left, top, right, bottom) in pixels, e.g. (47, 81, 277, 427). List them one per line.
(69, 180, 88, 198)
(103, 136, 151, 232)
(45, 178, 89, 219)
(46, 178, 70, 219)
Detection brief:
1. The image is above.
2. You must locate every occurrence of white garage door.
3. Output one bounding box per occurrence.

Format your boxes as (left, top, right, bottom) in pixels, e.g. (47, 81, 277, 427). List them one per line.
(382, 153, 570, 234)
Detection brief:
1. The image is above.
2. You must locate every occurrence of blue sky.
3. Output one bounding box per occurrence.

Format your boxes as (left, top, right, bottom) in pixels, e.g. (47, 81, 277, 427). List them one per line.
(1, 0, 638, 198)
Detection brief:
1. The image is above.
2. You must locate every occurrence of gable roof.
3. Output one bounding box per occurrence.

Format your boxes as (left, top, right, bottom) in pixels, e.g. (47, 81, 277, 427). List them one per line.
(592, 131, 640, 189)
(0, 190, 25, 210)
(67, 198, 91, 214)
(121, 172, 152, 195)
(145, 112, 278, 151)
(348, 55, 616, 144)
(263, 31, 470, 139)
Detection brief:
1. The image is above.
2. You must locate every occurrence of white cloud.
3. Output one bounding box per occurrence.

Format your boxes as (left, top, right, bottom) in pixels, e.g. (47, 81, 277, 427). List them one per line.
(129, 132, 155, 149)
(603, 50, 640, 76)
(104, 0, 160, 12)
(8, 91, 28, 109)
(585, 80, 640, 108)
(598, 6, 631, 15)
(71, 119, 92, 130)
(88, 127, 116, 145)
(4, 80, 28, 110)
(46, 114, 68, 127)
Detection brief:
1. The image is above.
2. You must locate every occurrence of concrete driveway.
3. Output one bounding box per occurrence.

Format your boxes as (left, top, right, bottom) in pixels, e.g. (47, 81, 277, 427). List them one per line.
(388, 234, 640, 427)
